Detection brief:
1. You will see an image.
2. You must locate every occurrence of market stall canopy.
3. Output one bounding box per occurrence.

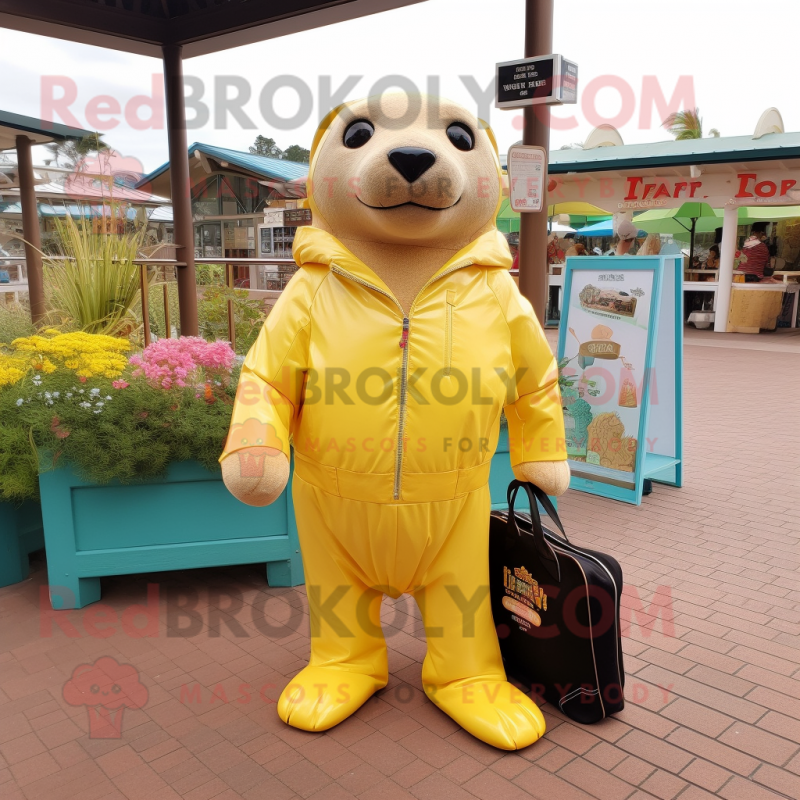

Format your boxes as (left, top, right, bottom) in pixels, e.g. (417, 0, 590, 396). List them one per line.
(0, 0, 428, 58)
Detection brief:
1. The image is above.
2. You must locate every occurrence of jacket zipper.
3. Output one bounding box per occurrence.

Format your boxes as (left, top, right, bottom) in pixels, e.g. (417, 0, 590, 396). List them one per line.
(330, 259, 473, 501)
(395, 317, 410, 499)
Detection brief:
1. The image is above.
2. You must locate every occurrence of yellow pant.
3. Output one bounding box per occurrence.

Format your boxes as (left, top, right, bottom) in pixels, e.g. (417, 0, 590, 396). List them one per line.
(277, 475, 546, 750)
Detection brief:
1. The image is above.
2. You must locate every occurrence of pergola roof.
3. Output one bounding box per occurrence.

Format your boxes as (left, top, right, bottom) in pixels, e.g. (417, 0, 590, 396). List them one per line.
(0, 109, 93, 150)
(0, 0, 427, 58)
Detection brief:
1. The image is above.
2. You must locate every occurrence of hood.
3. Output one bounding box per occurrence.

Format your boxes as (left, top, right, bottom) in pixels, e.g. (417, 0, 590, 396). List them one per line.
(293, 226, 513, 295)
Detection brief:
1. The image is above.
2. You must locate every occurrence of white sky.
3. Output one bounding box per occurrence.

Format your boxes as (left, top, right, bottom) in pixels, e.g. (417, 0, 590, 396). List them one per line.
(1, 0, 797, 174)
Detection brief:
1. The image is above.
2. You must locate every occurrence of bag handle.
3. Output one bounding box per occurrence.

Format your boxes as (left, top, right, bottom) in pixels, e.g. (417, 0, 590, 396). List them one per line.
(506, 480, 566, 582)
(506, 480, 571, 545)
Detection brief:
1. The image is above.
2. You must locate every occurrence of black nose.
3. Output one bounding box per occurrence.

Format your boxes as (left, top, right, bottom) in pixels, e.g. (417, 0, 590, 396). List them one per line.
(387, 147, 436, 183)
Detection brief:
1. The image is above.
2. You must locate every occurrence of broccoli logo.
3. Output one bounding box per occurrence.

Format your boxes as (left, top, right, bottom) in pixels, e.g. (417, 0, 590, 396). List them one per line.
(62, 657, 148, 738)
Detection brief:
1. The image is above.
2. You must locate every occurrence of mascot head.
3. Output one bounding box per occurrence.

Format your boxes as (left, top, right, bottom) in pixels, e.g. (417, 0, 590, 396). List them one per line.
(306, 94, 503, 249)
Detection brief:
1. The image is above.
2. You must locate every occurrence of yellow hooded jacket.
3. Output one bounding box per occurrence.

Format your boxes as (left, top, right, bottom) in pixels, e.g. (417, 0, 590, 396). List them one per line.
(220, 227, 566, 504)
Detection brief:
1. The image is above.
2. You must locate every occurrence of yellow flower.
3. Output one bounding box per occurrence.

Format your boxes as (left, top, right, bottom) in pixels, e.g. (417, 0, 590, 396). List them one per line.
(8, 332, 131, 380)
(0, 354, 29, 387)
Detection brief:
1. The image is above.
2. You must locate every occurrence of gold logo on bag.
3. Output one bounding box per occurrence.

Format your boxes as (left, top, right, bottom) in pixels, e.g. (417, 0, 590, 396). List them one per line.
(504, 566, 548, 611)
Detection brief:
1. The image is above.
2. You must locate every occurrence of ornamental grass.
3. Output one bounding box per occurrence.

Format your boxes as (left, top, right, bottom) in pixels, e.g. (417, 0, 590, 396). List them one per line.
(44, 215, 149, 337)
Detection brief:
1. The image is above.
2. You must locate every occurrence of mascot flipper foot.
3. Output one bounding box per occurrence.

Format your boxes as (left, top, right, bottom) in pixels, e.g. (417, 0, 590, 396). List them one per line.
(278, 666, 386, 731)
(428, 680, 546, 750)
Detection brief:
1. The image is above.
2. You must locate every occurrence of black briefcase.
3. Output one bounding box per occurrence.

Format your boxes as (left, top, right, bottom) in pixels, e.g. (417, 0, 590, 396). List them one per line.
(489, 480, 625, 724)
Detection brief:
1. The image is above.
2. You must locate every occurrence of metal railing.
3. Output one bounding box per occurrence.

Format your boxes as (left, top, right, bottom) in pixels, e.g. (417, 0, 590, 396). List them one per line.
(5, 255, 297, 351)
(134, 257, 297, 348)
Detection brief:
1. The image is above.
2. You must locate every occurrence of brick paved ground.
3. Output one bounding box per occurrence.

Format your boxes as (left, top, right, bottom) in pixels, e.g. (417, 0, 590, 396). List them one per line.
(1, 330, 799, 800)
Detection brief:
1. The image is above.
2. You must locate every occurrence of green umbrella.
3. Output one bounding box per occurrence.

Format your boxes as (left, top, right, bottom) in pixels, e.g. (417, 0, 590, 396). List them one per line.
(634, 202, 718, 261)
(737, 205, 800, 223)
(496, 197, 519, 234)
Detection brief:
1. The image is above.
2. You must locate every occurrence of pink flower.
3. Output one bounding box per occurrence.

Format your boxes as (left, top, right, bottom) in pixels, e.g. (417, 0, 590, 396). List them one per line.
(112, 380, 129, 389)
(130, 337, 235, 391)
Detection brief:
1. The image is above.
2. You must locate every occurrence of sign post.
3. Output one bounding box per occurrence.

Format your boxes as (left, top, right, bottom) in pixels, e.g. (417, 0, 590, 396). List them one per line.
(557, 255, 683, 505)
(495, 46, 578, 323)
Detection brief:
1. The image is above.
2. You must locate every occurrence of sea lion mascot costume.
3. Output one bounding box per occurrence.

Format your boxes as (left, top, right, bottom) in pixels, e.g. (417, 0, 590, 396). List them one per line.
(221, 94, 569, 750)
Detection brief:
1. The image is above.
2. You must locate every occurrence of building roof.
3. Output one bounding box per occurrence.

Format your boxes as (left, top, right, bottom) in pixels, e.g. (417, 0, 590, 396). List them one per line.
(0, 109, 93, 151)
(547, 131, 800, 174)
(137, 142, 309, 196)
(1, 179, 168, 206)
(0, 0, 427, 59)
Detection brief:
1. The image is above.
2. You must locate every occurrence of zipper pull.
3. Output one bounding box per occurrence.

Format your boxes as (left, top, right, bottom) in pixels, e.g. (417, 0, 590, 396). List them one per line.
(399, 317, 409, 348)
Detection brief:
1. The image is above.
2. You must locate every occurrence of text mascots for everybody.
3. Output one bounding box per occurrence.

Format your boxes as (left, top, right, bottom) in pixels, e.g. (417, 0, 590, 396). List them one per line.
(220, 93, 569, 750)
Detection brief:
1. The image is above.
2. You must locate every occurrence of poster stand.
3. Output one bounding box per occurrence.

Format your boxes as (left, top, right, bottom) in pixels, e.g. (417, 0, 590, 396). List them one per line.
(557, 255, 683, 505)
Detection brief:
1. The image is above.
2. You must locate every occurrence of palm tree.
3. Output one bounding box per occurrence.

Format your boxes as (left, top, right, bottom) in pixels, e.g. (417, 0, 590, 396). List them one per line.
(663, 108, 721, 140)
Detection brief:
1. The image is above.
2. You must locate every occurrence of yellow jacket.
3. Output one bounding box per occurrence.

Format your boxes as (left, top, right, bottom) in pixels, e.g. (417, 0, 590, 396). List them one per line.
(221, 226, 565, 504)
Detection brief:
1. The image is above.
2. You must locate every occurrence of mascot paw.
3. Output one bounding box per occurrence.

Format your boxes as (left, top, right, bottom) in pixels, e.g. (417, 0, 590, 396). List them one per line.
(278, 666, 386, 732)
(221, 447, 289, 506)
(513, 460, 571, 496)
(427, 679, 545, 750)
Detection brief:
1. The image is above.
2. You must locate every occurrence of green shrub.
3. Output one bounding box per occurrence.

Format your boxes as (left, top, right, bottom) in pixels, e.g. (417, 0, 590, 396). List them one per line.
(198, 286, 265, 355)
(148, 281, 180, 339)
(3, 367, 239, 502)
(0, 302, 35, 345)
(195, 263, 225, 286)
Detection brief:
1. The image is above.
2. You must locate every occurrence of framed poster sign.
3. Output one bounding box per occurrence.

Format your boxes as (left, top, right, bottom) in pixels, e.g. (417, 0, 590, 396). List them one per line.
(557, 255, 683, 505)
(507, 145, 546, 213)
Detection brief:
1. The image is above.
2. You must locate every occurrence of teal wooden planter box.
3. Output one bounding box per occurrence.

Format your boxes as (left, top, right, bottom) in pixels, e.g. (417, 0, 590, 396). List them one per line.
(39, 459, 303, 610)
(0, 501, 45, 588)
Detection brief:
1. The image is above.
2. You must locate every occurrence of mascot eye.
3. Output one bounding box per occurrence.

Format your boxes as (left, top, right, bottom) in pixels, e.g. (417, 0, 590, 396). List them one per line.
(343, 120, 375, 149)
(111, 684, 121, 694)
(446, 123, 474, 151)
(90, 684, 100, 694)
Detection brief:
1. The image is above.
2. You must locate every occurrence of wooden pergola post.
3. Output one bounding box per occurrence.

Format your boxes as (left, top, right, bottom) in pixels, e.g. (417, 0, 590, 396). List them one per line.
(517, 0, 553, 325)
(162, 43, 199, 336)
(16, 134, 46, 323)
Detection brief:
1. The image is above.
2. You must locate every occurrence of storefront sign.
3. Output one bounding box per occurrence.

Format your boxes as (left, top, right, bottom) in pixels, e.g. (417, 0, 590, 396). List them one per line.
(558, 255, 683, 505)
(507, 145, 547, 212)
(549, 169, 800, 210)
(495, 55, 578, 108)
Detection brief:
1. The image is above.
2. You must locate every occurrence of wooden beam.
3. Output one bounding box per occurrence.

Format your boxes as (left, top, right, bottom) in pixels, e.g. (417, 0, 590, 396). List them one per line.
(517, 0, 553, 325)
(162, 43, 199, 336)
(15, 135, 45, 323)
